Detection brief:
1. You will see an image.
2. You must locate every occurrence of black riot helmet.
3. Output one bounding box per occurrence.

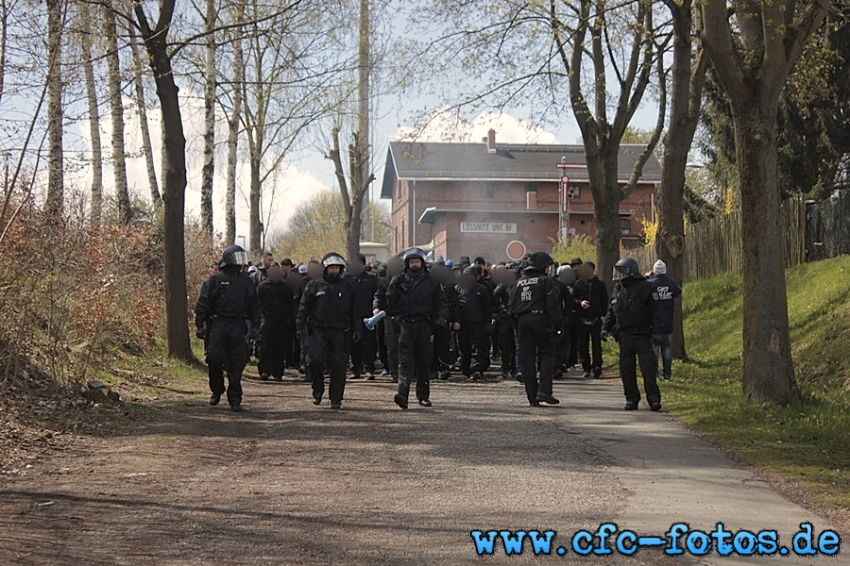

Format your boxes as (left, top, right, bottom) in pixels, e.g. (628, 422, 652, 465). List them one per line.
(613, 257, 641, 282)
(220, 244, 249, 269)
(403, 247, 427, 265)
(524, 251, 555, 272)
(321, 252, 346, 281)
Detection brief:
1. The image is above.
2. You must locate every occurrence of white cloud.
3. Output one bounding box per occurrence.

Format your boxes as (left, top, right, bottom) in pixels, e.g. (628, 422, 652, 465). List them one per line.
(395, 108, 562, 145)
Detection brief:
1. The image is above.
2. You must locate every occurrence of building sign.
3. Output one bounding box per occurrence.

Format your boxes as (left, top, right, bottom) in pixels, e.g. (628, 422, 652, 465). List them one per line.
(460, 222, 517, 234)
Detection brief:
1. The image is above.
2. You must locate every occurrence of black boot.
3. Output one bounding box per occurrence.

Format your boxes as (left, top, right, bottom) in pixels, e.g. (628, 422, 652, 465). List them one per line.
(624, 400, 639, 411)
(536, 393, 560, 405)
(394, 394, 408, 410)
(209, 393, 221, 406)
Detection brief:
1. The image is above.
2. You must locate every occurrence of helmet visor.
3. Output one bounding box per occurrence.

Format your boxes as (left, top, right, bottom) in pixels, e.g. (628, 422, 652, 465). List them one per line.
(613, 266, 628, 281)
(228, 250, 249, 266)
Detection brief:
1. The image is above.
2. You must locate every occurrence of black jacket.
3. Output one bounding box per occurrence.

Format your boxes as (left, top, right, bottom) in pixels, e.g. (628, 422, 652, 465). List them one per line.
(386, 269, 449, 323)
(256, 280, 294, 326)
(296, 275, 360, 332)
(455, 282, 493, 325)
(195, 268, 260, 330)
(602, 277, 662, 336)
(648, 274, 682, 335)
(573, 276, 609, 319)
(345, 271, 380, 317)
(508, 269, 563, 329)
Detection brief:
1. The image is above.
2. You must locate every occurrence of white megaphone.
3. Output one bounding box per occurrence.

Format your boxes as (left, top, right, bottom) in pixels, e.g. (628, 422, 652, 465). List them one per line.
(363, 310, 387, 331)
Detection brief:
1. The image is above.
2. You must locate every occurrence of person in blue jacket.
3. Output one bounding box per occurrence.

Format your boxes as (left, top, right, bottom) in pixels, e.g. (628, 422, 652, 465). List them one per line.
(648, 260, 682, 382)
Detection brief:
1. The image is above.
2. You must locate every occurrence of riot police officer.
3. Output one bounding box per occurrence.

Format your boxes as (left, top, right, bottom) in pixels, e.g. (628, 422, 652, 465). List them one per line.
(256, 263, 294, 381)
(386, 247, 448, 409)
(194, 244, 260, 412)
(601, 257, 663, 411)
(509, 252, 562, 406)
(296, 252, 361, 409)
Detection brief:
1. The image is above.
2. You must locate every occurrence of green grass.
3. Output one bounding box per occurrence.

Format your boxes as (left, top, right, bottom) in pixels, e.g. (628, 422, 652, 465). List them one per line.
(661, 255, 850, 508)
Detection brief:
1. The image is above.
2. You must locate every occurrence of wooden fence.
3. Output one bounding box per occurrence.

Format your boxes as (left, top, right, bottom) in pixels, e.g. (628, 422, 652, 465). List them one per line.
(631, 196, 808, 284)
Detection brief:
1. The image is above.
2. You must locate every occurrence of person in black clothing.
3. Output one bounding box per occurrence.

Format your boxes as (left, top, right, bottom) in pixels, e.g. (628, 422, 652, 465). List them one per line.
(455, 266, 493, 380)
(296, 252, 361, 409)
(509, 252, 562, 406)
(492, 264, 517, 380)
(375, 266, 390, 375)
(428, 263, 459, 381)
(574, 261, 609, 378)
(252, 252, 274, 285)
(602, 257, 663, 411)
(195, 244, 260, 412)
(386, 247, 449, 409)
(256, 263, 294, 382)
(554, 265, 578, 378)
(373, 257, 404, 383)
(284, 269, 304, 375)
(346, 254, 379, 380)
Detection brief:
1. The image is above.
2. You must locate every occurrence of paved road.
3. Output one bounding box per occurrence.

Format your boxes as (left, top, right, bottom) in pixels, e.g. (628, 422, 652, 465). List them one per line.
(0, 370, 842, 565)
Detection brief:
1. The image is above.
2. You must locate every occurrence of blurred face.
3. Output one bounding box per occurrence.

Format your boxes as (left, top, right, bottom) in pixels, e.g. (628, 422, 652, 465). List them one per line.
(307, 263, 322, 279)
(267, 265, 283, 283)
(387, 258, 404, 277)
(459, 273, 476, 290)
(348, 260, 365, 276)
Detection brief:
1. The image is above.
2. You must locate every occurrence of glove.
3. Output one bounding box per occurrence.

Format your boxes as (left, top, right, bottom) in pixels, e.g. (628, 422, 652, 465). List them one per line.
(196, 327, 206, 340)
(351, 331, 362, 343)
(600, 330, 609, 342)
(436, 317, 448, 329)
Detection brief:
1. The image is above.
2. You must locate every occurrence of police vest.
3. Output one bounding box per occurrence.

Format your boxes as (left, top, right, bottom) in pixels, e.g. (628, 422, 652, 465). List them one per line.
(510, 275, 549, 316)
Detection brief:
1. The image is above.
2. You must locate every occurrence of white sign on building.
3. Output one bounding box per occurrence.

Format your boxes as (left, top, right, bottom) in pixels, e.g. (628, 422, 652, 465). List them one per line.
(460, 222, 517, 234)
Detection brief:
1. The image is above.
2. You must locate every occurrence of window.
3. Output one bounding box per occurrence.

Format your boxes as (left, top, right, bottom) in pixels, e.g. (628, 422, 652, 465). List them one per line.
(620, 218, 632, 235)
(482, 183, 494, 198)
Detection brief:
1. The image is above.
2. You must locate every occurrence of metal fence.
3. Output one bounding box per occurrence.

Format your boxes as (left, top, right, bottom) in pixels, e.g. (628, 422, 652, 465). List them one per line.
(631, 191, 848, 283)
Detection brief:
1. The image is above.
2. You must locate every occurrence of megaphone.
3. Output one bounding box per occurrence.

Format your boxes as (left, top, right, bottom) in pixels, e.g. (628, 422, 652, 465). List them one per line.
(363, 310, 386, 331)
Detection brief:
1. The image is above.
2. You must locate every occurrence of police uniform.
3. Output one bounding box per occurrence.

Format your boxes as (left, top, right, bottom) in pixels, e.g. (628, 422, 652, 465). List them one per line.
(296, 253, 361, 409)
(387, 248, 449, 409)
(195, 245, 260, 411)
(256, 274, 294, 381)
(509, 252, 562, 406)
(602, 258, 663, 411)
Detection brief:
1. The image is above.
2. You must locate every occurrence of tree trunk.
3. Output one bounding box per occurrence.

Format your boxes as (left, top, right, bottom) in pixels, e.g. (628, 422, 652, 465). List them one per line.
(44, 0, 63, 220)
(656, 0, 705, 361)
(80, 4, 102, 229)
(134, 1, 192, 361)
(593, 154, 623, 291)
(734, 102, 797, 404)
(102, 0, 130, 225)
(357, 0, 371, 242)
(200, 0, 216, 239)
(224, 0, 244, 246)
(127, 23, 161, 205)
(249, 143, 262, 256)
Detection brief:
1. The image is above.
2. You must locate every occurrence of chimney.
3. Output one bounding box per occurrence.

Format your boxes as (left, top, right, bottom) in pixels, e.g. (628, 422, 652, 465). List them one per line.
(486, 129, 496, 153)
(525, 184, 537, 210)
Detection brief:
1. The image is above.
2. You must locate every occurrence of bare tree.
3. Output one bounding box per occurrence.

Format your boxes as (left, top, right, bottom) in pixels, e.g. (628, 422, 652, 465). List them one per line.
(79, 3, 103, 229)
(655, 0, 707, 361)
(133, 0, 192, 361)
(200, 0, 216, 239)
(699, 0, 830, 404)
(224, 0, 245, 246)
(44, 0, 64, 219)
(101, 0, 130, 225)
(127, 22, 161, 205)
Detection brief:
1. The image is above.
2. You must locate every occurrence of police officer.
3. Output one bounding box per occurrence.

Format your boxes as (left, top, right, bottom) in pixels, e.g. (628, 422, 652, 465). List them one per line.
(346, 253, 379, 380)
(256, 263, 294, 381)
(509, 252, 562, 406)
(194, 244, 260, 412)
(601, 257, 663, 411)
(455, 266, 493, 380)
(386, 247, 448, 409)
(296, 252, 361, 409)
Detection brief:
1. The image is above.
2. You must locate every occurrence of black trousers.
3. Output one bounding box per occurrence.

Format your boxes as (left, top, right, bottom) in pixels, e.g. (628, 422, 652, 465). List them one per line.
(516, 314, 556, 403)
(568, 316, 581, 367)
(285, 319, 299, 368)
(430, 323, 451, 372)
(384, 317, 399, 377)
(206, 318, 248, 405)
(459, 322, 490, 375)
(377, 320, 388, 370)
(308, 327, 349, 404)
(351, 322, 378, 376)
(259, 322, 289, 378)
(495, 319, 516, 374)
(397, 320, 433, 401)
(619, 331, 661, 404)
(576, 317, 603, 372)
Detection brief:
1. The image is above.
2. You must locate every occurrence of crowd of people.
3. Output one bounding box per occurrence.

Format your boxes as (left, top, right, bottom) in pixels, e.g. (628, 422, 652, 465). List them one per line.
(193, 245, 681, 413)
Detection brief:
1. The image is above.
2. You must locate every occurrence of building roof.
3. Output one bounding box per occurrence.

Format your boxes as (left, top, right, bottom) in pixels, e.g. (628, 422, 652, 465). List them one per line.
(380, 141, 663, 199)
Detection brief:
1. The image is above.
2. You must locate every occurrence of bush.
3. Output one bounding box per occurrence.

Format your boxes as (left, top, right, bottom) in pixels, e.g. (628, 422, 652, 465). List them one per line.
(550, 234, 597, 265)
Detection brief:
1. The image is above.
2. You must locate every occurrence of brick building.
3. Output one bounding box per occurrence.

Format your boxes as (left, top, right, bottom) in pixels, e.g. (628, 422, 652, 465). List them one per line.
(380, 131, 662, 263)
